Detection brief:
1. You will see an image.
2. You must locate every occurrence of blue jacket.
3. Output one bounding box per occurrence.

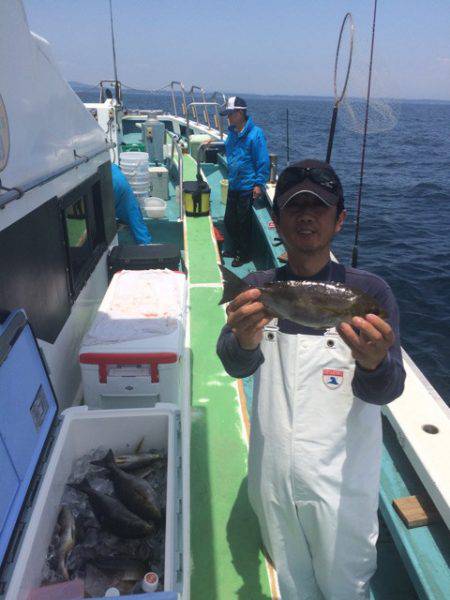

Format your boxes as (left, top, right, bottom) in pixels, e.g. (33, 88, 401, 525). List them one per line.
(111, 163, 152, 245)
(225, 116, 270, 191)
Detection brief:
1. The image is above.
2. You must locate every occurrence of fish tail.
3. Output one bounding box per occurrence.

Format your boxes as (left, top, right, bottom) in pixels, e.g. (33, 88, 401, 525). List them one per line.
(218, 264, 249, 304)
(68, 477, 92, 495)
(90, 449, 115, 469)
(58, 556, 70, 581)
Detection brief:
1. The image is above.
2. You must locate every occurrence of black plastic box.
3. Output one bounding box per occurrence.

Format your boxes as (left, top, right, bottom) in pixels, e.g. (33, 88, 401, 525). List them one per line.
(107, 244, 181, 279)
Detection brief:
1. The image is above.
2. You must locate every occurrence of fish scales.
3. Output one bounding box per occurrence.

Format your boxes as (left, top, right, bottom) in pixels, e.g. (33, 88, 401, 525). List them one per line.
(219, 264, 386, 329)
(93, 450, 162, 522)
(69, 479, 153, 539)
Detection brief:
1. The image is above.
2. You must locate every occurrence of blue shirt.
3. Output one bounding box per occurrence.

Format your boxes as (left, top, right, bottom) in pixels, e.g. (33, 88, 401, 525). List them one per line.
(225, 116, 270, 191)
(111, 163, 152, 245)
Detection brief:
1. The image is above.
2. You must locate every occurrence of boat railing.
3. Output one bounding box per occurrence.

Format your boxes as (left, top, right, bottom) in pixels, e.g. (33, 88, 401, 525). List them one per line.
(170, 81, 188, 117)
(98, 79, 123, 104)
(186, 102, 224, 139)
(209, 92, 227, 130)
(167, 131, 184, 221)
(187, 86, 210, 128)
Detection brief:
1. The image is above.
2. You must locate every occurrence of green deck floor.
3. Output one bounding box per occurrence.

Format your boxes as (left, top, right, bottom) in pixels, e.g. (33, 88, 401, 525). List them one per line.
(187, 215, 273, 599)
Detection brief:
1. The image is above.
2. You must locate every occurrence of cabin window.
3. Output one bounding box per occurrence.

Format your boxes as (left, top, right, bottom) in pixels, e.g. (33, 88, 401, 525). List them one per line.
(61, 175, 108, 300)
(161, 120, 174, 133)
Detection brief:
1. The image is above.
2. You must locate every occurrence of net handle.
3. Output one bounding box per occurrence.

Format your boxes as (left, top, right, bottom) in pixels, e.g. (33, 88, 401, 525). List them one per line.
(333, 12, 355, 105)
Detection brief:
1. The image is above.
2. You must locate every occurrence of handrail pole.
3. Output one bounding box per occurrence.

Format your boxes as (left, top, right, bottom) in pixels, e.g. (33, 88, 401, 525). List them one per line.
(170, 81, 187, 117)
(186, 102, 224, 139)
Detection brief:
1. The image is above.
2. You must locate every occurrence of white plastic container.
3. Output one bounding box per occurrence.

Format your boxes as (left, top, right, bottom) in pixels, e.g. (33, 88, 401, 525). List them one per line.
(143, 197, 167, 219)
(5, 404, 181, 600)
(120, 151, 149, 164)
(149, 166, 169, 201)
(79, 270, 186, 409)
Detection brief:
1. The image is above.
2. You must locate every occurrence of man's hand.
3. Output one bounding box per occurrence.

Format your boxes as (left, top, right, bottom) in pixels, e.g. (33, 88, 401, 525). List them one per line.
(338, 314, 395, 371)
(226, 288, 272, 350)
(253, 185, 263, 200)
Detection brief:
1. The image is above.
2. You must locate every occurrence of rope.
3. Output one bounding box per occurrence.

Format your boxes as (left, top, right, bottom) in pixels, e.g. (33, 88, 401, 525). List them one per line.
(352, 0, 378, 268)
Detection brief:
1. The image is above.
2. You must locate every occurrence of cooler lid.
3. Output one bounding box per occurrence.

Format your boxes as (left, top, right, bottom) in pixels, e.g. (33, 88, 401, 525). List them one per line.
(0, 310, 58, 568)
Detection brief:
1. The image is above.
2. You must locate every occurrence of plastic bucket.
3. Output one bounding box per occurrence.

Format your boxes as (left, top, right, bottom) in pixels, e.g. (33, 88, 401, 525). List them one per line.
(120, 151, 149, 163)
(143, 197, 167, 219)
(220, 179, 228, 205)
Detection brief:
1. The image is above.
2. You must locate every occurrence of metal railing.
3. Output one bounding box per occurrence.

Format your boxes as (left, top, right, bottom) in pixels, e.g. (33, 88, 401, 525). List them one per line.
(170, 81, 187, 117)
(209, 92, 227, 130)
(186, 102, 224, 139)
(168, 131, 184, 221)
(188, 86, 210, 128)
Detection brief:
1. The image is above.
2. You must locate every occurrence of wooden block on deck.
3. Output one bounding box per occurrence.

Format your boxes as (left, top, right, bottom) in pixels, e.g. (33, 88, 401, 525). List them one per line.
(393, 494, 441, 528)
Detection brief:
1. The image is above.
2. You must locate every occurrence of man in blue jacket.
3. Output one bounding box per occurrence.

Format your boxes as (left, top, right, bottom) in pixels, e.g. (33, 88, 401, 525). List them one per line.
(111, 163, 152, 245)
(220, 97, 270, 267)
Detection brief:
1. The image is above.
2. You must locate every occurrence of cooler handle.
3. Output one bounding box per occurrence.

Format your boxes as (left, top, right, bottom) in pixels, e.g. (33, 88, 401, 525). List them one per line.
(79, 352, 178, 384)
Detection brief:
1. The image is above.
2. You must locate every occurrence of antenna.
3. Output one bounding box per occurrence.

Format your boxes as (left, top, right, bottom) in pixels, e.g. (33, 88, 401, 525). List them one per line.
(108, 0, 121, 102)
(352, 0, 378, 268)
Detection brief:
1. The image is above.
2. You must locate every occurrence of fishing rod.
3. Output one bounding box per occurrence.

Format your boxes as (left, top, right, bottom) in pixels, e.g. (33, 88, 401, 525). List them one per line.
(326, 13, 354, 163)
(108, 0, 121, 102)
(351, 0, 378, 268)
(286, 108, 290, 164)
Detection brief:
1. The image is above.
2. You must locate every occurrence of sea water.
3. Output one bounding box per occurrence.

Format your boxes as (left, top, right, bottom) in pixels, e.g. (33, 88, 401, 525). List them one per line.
(78, 90, 450, 403)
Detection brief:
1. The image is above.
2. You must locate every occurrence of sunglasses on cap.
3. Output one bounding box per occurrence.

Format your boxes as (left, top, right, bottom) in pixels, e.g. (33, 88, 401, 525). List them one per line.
(287, 167, 341, 194)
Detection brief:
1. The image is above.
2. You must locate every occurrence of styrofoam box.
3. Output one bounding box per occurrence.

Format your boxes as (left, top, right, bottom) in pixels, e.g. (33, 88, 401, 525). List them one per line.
(5, 404, 181, 600)
(79, 271, 187, 410)
(149, 166, 169, 201)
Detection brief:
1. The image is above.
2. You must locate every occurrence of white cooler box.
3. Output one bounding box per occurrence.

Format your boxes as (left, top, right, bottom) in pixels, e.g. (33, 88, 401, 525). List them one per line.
(0, 310, 183, 600)
(79, 270, 187, 410)
(149, 166, 169, 201)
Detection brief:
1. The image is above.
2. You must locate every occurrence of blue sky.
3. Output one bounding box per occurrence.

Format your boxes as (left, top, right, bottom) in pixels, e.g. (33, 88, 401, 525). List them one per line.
(23, 0, 450, 100)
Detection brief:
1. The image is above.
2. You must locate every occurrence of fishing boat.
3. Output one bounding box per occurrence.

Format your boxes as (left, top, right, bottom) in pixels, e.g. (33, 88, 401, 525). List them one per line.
(0, 1, 448, 598)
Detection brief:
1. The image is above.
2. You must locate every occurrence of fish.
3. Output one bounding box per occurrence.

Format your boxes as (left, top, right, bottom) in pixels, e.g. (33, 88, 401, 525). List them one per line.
(68, 478, 154, 538)
(56, 505, 76, 580)
(92, 451, 163, 473)
(92, 556, 146, 582)
(93, 450, 162, 522)
(218, 264, 387, 330)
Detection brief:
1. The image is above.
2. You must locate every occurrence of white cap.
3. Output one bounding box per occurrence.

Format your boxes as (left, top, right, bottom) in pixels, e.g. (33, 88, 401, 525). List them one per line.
(219, 96, 247, 115)
(104, 588, 120, 597)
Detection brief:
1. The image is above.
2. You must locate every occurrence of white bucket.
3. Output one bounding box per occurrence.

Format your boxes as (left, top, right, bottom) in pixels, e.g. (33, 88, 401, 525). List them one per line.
(143, 197, 167, 219)
(221, 178, 229, 205)
(120, 151, 149, 163)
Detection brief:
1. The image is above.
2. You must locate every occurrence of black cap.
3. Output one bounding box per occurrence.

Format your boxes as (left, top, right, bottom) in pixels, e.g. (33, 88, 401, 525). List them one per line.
(273, 159, 344, 211)
(219, 96, 247, 116)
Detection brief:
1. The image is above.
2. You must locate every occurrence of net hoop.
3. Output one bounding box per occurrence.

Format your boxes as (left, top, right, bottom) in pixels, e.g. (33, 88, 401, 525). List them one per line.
(333, 12, 354, 105)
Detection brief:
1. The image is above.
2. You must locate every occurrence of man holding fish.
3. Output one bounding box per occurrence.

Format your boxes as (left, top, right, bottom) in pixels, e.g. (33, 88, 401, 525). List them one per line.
(217, 159, 406, 599)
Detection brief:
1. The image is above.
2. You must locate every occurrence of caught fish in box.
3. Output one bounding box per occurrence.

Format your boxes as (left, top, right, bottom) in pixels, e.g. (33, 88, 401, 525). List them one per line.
(0, 310, 183, 599)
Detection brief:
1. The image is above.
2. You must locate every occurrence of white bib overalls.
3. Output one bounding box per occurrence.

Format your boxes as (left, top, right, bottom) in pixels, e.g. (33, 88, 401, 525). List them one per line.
(248, 323, 382, 599)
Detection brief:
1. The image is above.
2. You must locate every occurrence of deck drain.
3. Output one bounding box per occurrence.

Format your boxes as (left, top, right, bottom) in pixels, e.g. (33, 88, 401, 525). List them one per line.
(422, 424, 439, 434)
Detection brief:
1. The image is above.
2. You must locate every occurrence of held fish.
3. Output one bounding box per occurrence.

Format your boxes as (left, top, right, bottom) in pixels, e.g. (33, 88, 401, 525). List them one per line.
(92, 451, 162, 473)
(218, 264, 387, 330)
(56, 505, 76, 581)
(94, 450, 162, 522)
(68, 479, 154, 538)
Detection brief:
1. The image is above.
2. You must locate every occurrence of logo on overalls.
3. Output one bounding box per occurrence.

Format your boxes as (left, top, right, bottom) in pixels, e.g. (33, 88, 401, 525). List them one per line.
(323, 369, 344, 389)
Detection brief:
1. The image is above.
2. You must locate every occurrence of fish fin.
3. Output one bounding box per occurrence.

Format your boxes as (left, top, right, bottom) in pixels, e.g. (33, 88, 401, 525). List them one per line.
(134, 437, 145, 454)
(68, 478, 91, 494)
(91, 449, 115, 469)
(218, 264, 250, 304)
